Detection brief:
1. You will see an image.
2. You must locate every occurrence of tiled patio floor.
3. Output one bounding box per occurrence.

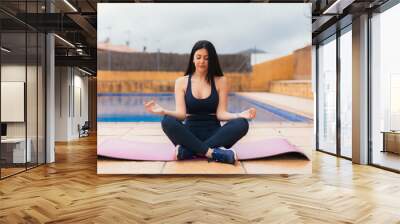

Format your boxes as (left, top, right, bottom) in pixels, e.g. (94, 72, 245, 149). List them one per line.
(97, 93, 314, 174)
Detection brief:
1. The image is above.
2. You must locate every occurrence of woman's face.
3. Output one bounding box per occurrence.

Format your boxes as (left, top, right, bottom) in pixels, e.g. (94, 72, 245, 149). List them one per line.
(193, 48, 209, 73)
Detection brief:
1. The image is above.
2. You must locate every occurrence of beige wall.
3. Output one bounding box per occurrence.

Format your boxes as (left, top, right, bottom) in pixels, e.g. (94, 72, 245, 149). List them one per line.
(250, 54, 294, 91)
(293, 46, 312, 80)
(270, 80, 313, 99)
(97, 46, 312, 97)
(250, 45, 312, 91)
(98, 71, 252, 93)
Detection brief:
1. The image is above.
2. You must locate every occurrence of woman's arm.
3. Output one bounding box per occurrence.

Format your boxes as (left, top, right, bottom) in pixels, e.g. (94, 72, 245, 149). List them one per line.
(216, 77, 240, 121)
(163, 77, 187, 121)
(144, 77, 187, 120)
(216, 77, 257, 121)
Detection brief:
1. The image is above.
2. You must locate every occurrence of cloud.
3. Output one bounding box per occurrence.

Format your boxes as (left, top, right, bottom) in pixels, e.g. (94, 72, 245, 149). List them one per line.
(98, 3, 311, 54)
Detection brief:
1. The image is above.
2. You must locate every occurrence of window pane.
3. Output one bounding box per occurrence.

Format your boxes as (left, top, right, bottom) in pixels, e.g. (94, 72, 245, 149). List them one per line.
(340, 29, 352, 158)
(318, 37, 337, 154)
(371, 4, 400, 171)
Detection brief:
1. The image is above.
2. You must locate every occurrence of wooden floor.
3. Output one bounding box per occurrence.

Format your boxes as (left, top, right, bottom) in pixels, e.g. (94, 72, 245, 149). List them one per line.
(0, 167, 26, 177)
(1, 135, 400, 223)
(372, 151, 400, 171)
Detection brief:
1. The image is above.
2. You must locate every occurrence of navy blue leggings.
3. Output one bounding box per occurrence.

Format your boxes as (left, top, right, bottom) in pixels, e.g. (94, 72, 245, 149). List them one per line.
(161, 114, 249, 155)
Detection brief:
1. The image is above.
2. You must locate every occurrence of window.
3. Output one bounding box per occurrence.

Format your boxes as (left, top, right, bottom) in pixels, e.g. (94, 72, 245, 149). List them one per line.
(339, 28, 352, 158)
(371, 3, 400, 171)
(0, 2, 46, 179)
(317, 36, 337, 154)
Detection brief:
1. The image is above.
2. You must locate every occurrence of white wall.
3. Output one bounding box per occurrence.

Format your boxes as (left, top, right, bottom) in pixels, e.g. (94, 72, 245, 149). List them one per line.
(1, 65, 28, 138)
(1, 64, 46, 163)
(1, 65, 26, 81)
(55, 67, 89, 141)
(1, 82, 25, 122)
(1, 65, 26, 125)
(55, 66, 70, 141)
(75, 74, 89, 135)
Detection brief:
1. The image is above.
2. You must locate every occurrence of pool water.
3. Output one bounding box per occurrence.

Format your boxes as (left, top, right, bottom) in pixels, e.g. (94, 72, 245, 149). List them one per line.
(97, 93, 311, 123)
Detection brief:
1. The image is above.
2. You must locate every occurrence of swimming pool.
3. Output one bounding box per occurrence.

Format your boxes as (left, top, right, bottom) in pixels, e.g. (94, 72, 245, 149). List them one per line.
(97, 93, 311, 122)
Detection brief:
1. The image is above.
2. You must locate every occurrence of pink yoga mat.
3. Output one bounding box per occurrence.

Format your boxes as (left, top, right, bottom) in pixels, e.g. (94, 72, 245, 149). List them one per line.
(98, 138, 309, 161)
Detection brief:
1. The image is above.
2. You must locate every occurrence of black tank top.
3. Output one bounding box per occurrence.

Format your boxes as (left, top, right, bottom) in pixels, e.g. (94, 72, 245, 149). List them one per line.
(185, 74, 219, 115)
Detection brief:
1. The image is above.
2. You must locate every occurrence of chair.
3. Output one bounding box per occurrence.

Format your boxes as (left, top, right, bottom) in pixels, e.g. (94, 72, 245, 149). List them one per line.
(78, 121, 90, 138)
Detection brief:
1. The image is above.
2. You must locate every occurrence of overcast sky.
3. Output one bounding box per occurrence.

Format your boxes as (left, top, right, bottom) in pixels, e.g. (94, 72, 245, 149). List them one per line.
(98, 3, 311, 55)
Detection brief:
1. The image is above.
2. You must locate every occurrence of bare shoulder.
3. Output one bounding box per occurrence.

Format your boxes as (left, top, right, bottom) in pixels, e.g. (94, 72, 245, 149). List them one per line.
(214, 76, 228, 90)
(175, 76, 189, 90)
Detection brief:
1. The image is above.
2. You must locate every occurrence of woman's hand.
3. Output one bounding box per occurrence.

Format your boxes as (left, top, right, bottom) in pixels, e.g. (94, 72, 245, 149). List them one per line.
(144, 99, 166, 115)
(238, 107, 257, 120)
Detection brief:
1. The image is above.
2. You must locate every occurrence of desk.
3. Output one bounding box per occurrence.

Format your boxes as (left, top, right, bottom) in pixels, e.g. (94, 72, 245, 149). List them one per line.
(1, 138, 31, 163)
(381, 131, 400, 155)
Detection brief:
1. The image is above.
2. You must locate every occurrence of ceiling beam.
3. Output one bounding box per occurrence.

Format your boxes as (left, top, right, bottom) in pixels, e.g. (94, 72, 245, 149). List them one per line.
(55, 55, 96, 69)
(323, 0, 356, 14)
(67, 13, 97, 46)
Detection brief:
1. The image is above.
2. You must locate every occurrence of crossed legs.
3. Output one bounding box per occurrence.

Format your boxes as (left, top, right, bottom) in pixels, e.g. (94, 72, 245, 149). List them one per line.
(161, 115, 249, 156)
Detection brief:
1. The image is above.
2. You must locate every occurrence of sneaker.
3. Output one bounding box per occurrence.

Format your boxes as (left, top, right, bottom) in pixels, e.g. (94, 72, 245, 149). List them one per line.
(210, 147, 237, 165)
(176, 145, 196, 160)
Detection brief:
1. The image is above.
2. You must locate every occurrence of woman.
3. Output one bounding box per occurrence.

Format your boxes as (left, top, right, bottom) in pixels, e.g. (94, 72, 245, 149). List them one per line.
(144, 40, 256, 165)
